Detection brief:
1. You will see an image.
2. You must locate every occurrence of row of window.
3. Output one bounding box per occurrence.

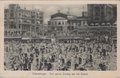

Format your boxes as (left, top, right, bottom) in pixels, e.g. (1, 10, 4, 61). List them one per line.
(50, 26, 75, 31)
(4, 31, 21, 36)
(19, 13, 43, 19)
(4, 23, 41, 31)
(19, 19, 43, 24)
(69, 21, 88, 26)
(49, 21, 67, 25)
(22, 25, 30, 31)
(5, 11, 43, 19)
(49, 21, 87, 26)
(51, 26, 63, 31)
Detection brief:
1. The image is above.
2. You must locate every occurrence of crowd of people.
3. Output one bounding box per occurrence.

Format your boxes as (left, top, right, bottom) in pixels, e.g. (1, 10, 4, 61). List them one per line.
(4, 37, 117, 71)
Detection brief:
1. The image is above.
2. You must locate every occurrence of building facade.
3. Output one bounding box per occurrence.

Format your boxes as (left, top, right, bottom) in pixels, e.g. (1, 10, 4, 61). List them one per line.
(48, 11, 68, 32)
(87, 4, 117, 26)
(67, 12, 88, 30)
(4, 4, 117, 43)
(4, 4, 44, 38)
(47, 5, 116, 43)
(48, 11, 88, 34)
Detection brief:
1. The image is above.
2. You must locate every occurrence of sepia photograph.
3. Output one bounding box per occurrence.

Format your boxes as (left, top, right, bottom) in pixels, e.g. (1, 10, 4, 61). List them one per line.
(4, 4, 117, 71)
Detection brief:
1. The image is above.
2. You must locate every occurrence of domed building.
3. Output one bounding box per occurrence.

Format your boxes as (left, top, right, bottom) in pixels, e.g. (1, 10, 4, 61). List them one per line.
(48, 10, 68, 32)
(48, 10, 88, 32)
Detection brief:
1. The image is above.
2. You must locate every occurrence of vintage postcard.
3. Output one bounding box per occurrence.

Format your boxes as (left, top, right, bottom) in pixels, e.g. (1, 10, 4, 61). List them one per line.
(0, 0, 120, 78)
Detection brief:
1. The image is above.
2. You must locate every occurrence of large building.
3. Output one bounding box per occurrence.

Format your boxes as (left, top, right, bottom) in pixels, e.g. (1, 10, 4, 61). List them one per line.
(4, 4, 44, 38)
(47, 5, 117, 43)
(4, 4, 117, 43)
(67, 12, 88, 30)
(48, 11, 88, 34)
(87, 4, 117, 26)
(48, 10, 68, 32)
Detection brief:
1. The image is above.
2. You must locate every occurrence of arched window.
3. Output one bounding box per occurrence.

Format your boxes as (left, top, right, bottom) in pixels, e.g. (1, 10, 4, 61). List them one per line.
(95, 6, 100, 16)
(19, 24, 21, 29)
(5, 31, 7, 36)
(51, 21, 53, 25)
(54, 21, 57, 25)
(62, 21, 64, 25)
(58, 21, 61, 25)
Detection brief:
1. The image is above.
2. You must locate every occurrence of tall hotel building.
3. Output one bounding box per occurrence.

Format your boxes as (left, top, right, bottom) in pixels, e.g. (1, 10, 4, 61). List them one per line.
(4, 4, 44, 39)
(87, 4, 117, 26)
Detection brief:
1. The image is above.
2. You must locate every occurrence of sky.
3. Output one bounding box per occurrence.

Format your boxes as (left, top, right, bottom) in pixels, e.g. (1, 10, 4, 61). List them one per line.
(5, 4, 87, 24)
